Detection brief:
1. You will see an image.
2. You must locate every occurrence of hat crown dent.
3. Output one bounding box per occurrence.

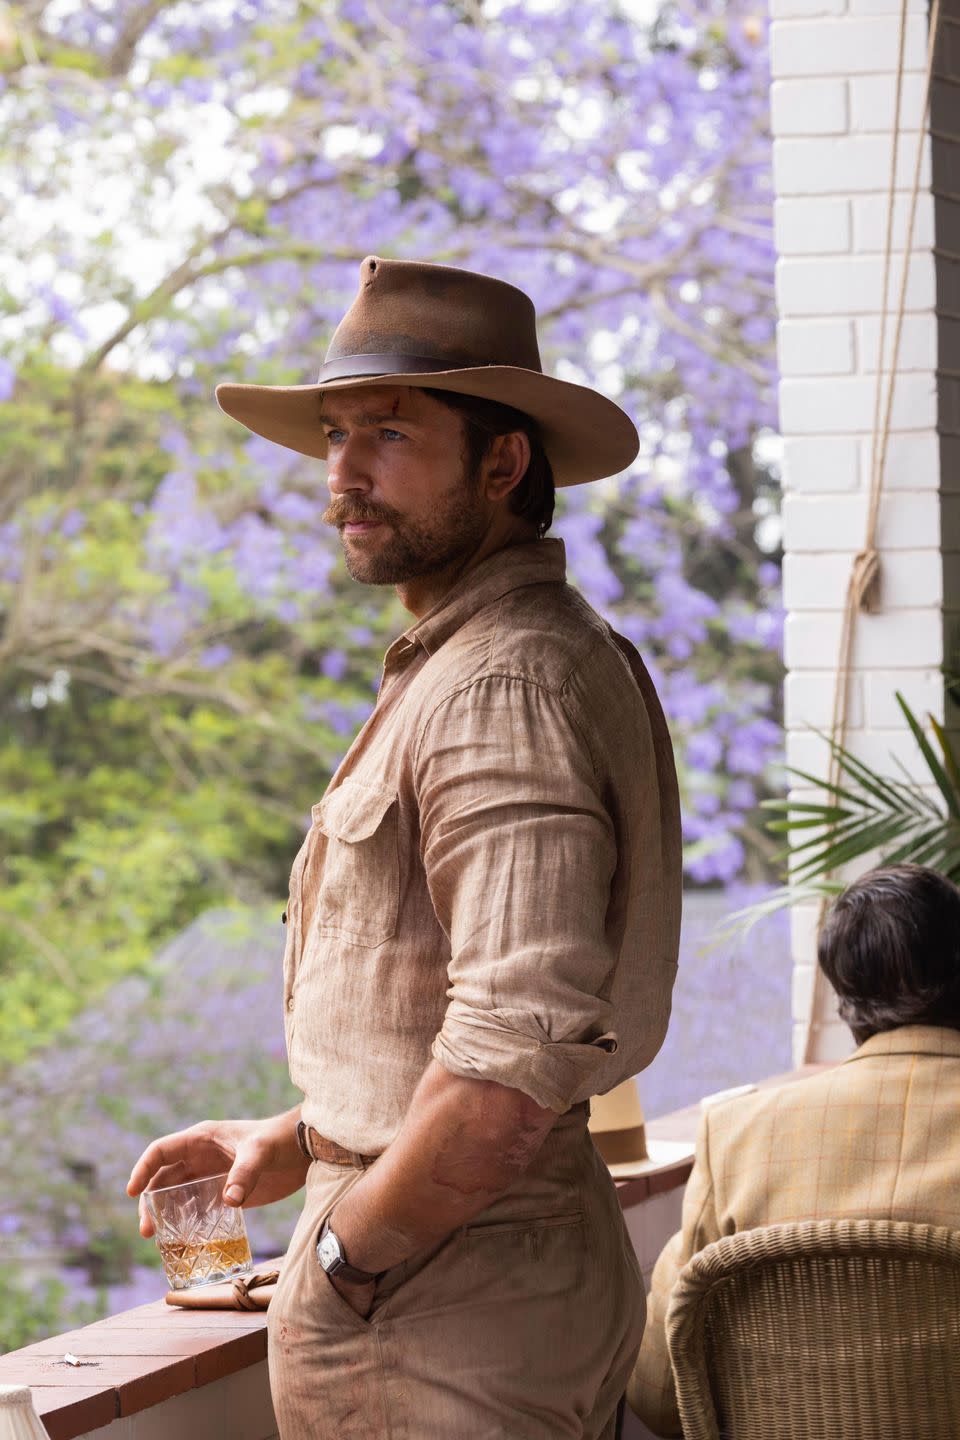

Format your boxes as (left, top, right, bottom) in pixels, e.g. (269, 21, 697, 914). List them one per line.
(324, 255, 543, 374)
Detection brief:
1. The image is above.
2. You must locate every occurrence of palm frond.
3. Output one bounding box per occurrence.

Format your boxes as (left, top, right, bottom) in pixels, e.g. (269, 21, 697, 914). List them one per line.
(928, 711, 960, 801)
(816, 729, 931, 817)
(782, 764, 878, 810)
(889, 753, 947, 816)
(896, 692, 960, 819)
(714, 880, 843, 944)
(735, 697, 959, 937)
(776, 813, 887, 866)
(883, 825, 960, 876)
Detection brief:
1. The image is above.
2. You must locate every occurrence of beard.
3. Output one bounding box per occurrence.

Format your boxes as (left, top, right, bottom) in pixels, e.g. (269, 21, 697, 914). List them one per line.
(322, 468, 490, 585)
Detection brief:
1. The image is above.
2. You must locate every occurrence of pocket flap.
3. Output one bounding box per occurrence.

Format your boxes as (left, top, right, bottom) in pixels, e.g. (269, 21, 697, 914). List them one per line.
(314, 778, 398, 844)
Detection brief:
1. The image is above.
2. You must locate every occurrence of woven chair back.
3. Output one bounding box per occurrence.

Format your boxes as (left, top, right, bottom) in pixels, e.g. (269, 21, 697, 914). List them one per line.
(665, 1218, 960, 1440)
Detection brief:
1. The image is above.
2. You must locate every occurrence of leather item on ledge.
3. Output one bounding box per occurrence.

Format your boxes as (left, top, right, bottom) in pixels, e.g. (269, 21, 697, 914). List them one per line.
(165, 1267, 280, 1311)
(296, 1119, 378, 1168)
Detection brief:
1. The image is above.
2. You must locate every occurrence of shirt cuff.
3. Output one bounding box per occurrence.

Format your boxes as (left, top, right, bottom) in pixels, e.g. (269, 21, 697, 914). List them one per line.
(431, 1001, 618, 1114)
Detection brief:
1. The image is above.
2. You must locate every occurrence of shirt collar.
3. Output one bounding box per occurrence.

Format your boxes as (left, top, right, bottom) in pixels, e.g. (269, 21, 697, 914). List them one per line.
(843, 1024, 960, 1064)
(400, 538, 567, 658)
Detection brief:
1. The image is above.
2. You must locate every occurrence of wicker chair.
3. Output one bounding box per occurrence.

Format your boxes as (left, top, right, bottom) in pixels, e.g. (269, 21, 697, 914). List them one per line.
(664, 1218, 960, 1440)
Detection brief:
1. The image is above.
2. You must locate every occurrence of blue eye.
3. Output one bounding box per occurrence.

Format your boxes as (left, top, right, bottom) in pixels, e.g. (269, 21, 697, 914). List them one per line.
(325, 428, 346, 444)
(380, 428, 404, 441)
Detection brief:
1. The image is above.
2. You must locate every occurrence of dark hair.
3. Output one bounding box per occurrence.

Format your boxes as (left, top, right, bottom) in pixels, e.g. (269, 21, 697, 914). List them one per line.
(423, 388, 556, 539)
(818, 864, 960, 1043)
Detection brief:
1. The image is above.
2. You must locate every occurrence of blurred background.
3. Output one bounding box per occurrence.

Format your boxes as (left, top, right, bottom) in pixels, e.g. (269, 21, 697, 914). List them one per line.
(0, 0, 786, 1350)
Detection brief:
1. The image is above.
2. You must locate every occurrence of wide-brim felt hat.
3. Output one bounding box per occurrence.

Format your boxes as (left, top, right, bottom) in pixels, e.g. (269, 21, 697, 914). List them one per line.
(589, 1078, 695, 1181)
(215, 256, 640, 487)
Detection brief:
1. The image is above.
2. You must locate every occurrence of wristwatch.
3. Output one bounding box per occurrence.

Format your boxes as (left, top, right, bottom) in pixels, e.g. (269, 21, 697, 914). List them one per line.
(316, 1218, 380, 1285)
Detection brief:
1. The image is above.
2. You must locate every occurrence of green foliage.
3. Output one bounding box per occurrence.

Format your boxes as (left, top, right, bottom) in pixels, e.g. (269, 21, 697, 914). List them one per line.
(0, 1276, 97, 1354)
(765, 694, 960, 883)
(0, 909, 304, 1352)
(726, 695, 960, 935)
(0, 362, 400, 1064)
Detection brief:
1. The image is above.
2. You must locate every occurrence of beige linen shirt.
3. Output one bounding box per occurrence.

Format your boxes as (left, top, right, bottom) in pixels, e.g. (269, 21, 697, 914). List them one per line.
(629, 1025, 960, 1437)
(282, 538, 681, 1154)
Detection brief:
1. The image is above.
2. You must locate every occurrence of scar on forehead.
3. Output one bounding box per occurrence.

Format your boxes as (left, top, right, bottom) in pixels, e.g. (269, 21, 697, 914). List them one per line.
(391, 396, 400, 414)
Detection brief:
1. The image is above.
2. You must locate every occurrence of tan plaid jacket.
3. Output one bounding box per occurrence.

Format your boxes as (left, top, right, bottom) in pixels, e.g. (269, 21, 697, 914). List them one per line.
(628, 1025, 960, 1437)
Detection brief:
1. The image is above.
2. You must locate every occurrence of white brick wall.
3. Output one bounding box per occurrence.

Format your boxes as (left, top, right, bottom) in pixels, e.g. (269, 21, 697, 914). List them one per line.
(775, 198, 851, 254)
(778, 372, 936, 432)
(782, 491, 941, 549)
(851, 74, 928, 131)
(861, 430, 939, 489)
(856, 311, 937, 371)
(781, 435, 861, 491)
(783, 549, 943, 609)
(773, 134, 931, 195)
(772, 1, 945, 1062)
(777, 319, 855, 375)
(852, 191, 934, 252)
(770, 16, 927, 78)
(775, 254, 934, 314)
(771, 79, 849, 135)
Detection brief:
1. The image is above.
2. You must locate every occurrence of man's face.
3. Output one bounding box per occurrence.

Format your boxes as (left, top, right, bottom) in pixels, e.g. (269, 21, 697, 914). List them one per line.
(320, 385, 490, 585)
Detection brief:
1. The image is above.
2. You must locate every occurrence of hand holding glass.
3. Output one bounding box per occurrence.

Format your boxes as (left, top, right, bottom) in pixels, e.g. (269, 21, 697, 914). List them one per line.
(143, 1173, 253, 1290)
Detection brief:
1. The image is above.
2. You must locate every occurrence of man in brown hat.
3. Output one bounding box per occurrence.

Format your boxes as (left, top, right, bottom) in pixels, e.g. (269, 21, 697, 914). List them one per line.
(128, 257, 681, 1439)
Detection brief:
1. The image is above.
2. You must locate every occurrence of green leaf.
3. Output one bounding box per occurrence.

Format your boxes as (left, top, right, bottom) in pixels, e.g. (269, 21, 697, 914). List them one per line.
(789, 812, 932, 881)
(923, 845, 960, 882)
(783, 765, 877, 811)
(760, 799, 855, 818)
(766, 815, 856, 833)
(929, 712, 960, 800)
(896, 692, 960, 818)
(776, 812, 880, 862)
(883, 821, 960, 871)
(817, 729, 928, 817)
(715, 880, 843, 943)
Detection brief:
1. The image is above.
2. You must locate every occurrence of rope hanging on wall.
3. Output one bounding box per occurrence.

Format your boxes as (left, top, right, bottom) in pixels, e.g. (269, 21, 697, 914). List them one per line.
(801, 0, 943, 1064)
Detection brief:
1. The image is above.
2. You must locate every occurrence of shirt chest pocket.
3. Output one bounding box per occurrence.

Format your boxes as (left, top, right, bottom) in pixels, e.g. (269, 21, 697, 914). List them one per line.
(314, 778, 400, 948)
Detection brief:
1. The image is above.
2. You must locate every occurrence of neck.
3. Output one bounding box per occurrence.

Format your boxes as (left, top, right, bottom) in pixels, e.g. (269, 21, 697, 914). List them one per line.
(396, 522, 537, 619)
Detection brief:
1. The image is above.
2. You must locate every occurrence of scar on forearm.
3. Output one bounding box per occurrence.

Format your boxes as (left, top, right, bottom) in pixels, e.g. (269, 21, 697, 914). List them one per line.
(430, 1115, 551, 1197)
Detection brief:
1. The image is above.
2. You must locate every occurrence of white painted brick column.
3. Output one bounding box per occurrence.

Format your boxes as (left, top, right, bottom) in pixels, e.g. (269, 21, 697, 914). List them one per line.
(772, 0, 944, 1063)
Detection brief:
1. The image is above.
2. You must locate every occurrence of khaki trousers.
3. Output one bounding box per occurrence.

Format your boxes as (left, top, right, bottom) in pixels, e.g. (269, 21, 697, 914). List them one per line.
(267, 1106, 643, 1439)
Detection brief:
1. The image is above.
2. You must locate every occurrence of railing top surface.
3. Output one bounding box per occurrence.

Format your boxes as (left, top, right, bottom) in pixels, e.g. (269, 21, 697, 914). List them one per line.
(0, 1288, 270, 1440)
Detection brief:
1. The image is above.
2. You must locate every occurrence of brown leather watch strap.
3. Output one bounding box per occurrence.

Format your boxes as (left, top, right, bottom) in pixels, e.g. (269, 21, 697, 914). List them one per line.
(317, 1218, 381, 1285)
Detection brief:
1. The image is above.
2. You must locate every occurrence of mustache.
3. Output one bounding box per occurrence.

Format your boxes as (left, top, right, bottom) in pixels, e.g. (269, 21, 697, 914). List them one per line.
(322, 498, 397, 528)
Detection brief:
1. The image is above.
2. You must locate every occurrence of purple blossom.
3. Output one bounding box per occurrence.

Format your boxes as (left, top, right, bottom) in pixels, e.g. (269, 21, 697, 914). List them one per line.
(0, 357, 15, 402)
(686, 730, 724, 771)
(321, 649, 349, 681)
(198, 643, 233, 669)
(5, 0, 782, 913)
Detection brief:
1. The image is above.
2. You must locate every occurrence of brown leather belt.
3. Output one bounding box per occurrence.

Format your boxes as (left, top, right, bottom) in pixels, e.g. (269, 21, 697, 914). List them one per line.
(296, 1120, 378, 1168)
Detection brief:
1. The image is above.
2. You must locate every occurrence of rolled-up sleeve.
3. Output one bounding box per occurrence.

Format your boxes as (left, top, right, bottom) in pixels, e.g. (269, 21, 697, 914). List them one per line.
(415, 672, 620, 1113)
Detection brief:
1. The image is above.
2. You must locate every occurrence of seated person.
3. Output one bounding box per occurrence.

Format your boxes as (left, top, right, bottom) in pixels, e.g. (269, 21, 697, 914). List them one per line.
(628, 863, 960, 1437)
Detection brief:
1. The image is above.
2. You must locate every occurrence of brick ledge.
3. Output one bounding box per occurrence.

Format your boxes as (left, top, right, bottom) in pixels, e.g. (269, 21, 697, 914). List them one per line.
(0, 1283, 273, 1440)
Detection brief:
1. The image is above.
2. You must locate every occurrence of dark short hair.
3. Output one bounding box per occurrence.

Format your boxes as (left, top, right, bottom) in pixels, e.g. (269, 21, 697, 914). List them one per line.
(423, 388, 556, 539)
(818, 864, 960, 1043)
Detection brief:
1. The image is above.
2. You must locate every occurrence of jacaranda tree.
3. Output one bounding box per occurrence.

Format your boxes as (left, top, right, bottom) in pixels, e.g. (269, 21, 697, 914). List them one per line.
(0, 0, 780, 1058)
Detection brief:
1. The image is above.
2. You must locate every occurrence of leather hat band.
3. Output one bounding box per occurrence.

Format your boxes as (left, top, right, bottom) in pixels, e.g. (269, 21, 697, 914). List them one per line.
(316, 351, 511, 383)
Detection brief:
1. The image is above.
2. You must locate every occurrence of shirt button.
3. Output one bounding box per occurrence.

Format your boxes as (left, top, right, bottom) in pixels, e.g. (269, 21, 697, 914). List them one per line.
(287, 996, 295, 1011)
(281, 910, 287, 925)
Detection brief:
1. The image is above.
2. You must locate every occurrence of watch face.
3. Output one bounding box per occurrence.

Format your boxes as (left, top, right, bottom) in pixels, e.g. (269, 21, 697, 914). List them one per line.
(317, 1230, 341, 1271)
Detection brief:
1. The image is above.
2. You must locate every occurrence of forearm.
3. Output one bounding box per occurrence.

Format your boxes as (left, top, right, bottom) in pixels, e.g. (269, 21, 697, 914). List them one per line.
(331, 1059, 557, 1275)
(253, 1103, 305, 1169)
